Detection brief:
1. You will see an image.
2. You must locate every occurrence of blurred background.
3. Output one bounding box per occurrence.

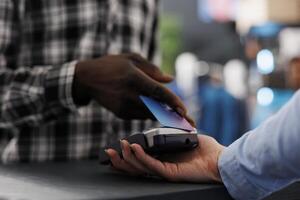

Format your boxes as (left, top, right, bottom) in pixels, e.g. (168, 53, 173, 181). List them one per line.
(159, 0, 300, 146)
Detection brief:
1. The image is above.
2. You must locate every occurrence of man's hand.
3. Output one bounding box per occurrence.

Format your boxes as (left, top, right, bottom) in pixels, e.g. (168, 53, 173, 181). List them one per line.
(105, 135, 225, 183)
(73, 53, 194, 124)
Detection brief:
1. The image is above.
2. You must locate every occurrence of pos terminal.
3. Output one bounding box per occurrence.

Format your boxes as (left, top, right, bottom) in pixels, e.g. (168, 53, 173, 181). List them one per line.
(99, 96, 199, 164)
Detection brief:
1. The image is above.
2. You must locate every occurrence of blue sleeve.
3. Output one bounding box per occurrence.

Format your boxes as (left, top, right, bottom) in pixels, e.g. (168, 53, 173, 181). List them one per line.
(218, 90, 300, 200)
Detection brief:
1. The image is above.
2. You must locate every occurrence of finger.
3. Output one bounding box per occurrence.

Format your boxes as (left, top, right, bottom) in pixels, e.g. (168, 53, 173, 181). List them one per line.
(105, 148, 144, 175)
(94, 91, 156, 120)
(130, 143, 175, 180)
(125, 53, 173, 83)
(132, 69, 187, 116)
(117, 96, 156, 120)
(121, 140, 153, 175)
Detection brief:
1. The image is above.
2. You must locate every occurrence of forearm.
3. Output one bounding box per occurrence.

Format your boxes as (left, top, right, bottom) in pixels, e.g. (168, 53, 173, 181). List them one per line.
(219, 90, 300, 200)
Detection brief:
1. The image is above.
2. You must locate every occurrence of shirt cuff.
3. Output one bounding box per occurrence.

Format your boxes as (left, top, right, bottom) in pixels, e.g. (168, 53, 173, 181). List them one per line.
(218, 141, 266, 200)
(45, 61, 78, 112)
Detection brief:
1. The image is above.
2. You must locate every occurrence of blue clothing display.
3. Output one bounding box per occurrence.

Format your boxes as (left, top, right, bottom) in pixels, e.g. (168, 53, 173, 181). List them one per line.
(251, 89, 294, 128)
(197, 81, 248, 146)
(219, 90, 300, 200)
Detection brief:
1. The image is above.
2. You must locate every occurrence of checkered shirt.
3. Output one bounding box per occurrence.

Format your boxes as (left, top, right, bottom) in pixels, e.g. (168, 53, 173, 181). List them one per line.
(0, 0, 160, 163)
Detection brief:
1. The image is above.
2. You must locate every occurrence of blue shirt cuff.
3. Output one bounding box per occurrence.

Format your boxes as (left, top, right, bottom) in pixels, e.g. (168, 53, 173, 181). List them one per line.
(218, 139, 266, 200)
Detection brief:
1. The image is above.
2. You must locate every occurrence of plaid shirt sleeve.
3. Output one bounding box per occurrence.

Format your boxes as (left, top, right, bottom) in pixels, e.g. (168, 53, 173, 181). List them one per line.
(1, 61, 78, 129)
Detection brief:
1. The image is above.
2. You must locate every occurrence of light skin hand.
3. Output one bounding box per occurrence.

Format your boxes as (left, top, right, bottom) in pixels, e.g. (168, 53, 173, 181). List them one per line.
(106, 135, 225, 183)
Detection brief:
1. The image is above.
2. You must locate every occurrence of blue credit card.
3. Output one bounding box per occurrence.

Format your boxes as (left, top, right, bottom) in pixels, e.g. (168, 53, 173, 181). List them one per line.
(140, 95, 194, 131)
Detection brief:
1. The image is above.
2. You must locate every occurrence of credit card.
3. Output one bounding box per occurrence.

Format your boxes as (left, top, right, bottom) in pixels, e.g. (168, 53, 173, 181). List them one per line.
(140, 95, 194, 131)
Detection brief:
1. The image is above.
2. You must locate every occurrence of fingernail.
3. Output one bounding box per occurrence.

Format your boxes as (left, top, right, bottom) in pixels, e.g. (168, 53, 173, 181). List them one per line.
(130, 144, 136, 152)
(104, 149, 110, 155)
(163, 73, 173, 79)
(120, 140, 125, 149)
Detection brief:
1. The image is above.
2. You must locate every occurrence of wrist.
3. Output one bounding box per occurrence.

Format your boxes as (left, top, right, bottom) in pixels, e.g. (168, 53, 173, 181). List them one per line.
(72, 61, 92, 106)
(211, 146, 225, 183)
(213, 146, 225, 183)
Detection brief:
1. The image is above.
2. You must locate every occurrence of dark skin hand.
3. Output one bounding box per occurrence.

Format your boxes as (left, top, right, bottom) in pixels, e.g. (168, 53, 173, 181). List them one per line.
(73, 53, 195, 125)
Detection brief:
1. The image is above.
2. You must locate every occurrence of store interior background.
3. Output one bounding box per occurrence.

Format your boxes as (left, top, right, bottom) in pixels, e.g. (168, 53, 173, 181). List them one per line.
(160, 0, 300, 145)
